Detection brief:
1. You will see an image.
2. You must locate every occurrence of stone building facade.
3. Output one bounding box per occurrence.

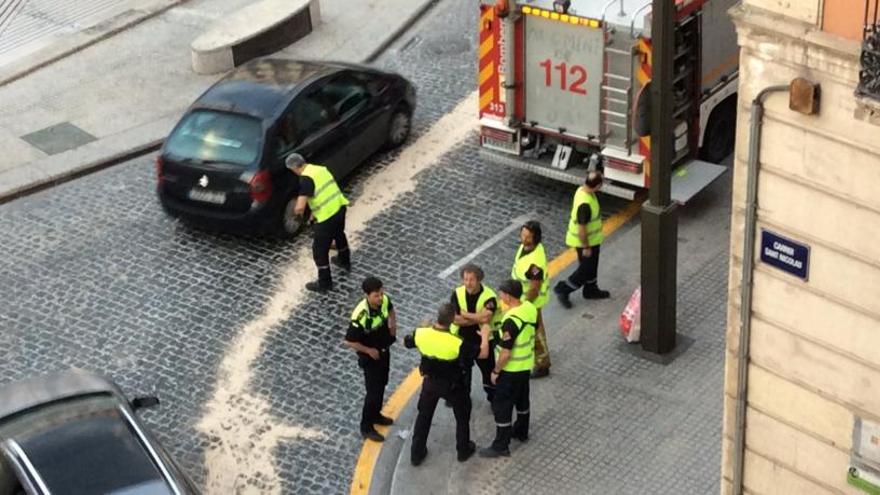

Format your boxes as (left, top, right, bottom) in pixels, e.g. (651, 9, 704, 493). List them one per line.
(721, 0, 880, 493)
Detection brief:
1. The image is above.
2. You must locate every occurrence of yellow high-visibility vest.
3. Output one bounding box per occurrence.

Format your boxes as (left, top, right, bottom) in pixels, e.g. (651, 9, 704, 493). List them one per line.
(511, 243, 549, 308)
(414, 327, 462, 361)
(494, 301, 537, 372)
(566, 187, 603, 248)
(350, 294, 390, 333)
(449, 285, 502, 336)
(301, 164, 349, 223)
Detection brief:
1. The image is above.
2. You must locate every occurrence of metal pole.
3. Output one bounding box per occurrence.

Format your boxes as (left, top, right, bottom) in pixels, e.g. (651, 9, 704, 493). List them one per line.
(731, 84, 788, 495)
(640, 0, 677, 354)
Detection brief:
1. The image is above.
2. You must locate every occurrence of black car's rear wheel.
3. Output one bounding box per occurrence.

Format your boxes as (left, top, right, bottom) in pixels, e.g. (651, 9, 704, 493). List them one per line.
(384, 106, 412, 149)
(278, 198, 307, 237)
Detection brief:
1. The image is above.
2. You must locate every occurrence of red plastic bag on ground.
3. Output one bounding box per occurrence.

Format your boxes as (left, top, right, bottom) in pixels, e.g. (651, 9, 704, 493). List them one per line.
(619, 286, 641, 343)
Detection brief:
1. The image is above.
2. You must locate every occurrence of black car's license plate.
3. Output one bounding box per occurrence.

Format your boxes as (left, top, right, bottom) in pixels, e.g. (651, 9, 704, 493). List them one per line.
(188, 189, 226, 204)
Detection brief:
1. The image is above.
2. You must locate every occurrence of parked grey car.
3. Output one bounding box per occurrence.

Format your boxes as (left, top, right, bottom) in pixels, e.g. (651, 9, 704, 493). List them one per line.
(0, 371, 198, 495)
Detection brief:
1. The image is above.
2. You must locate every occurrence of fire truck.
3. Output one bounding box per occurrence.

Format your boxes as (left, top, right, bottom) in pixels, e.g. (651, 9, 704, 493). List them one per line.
(477, 0, 739, 201)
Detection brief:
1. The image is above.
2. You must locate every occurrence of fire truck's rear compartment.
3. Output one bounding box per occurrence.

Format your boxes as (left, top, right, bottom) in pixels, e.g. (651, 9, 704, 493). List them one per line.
(479, 120, 727, 204)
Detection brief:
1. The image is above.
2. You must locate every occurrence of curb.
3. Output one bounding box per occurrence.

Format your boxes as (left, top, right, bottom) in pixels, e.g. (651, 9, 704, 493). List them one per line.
(0, 0, 189, 88)
(363, 0, 440, 63)
(0, 139, 163, 206)
(366, 384, 420, 495)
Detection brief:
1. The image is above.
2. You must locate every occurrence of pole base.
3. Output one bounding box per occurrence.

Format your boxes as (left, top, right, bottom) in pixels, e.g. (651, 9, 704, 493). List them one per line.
(640, 200, 678, 354)
(620, 335, 693, 365)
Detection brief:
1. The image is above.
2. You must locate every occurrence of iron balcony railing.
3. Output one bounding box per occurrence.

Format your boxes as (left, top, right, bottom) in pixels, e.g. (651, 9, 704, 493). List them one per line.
(858, 0, 880, 101)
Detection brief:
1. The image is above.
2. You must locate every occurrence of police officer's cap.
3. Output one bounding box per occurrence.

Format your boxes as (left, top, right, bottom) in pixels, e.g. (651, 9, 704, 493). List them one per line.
(285, 153, 306, 170)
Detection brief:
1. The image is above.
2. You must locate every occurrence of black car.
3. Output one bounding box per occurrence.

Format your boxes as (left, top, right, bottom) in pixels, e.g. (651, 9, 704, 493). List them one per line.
(0, 371, 198, 495)
(156, 58, 416, 235)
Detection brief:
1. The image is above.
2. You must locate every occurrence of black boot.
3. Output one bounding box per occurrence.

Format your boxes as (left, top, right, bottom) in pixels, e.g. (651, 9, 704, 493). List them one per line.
(307, 267, 333, 292)
(457, 441, 476, 462)
(582, 286, 610, 299)
(305, 281, 332, 292)
(480, 426, 511, 457)
(554, 281, 574, 309)
(411, 447, 428, 466)
(361, 428, 384, 442)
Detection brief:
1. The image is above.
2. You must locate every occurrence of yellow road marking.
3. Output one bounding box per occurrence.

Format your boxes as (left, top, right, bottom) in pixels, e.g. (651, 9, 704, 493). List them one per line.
(349, 197, 643, 494)
(349, 369, 423, 495)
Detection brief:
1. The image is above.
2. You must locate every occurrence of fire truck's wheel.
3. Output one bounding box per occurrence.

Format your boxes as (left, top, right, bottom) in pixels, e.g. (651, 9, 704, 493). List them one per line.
(701, 98, 736, 164)
(385, 106, 412, 150)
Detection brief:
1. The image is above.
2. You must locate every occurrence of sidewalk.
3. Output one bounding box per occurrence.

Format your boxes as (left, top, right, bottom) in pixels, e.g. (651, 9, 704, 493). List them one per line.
(371, 172, 733, 494)
(0, 0, 435, 201)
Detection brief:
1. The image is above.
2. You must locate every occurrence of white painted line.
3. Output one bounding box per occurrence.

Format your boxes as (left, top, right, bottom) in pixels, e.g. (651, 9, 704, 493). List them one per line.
(437, 212, 535, 279)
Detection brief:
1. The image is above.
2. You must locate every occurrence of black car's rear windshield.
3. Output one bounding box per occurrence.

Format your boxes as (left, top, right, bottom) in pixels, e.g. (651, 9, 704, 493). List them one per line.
(165, 109, 262, 166)
(14, 403, 174, 495)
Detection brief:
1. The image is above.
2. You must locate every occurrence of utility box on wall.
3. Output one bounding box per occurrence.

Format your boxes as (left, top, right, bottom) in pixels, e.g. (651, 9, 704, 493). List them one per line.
(849, 417, 880, 494)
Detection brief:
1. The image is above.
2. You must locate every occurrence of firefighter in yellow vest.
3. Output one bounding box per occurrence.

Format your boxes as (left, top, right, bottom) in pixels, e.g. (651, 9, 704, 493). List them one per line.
(287, 153, 350, 292)
(554, 171, 611, 308)
(511, 220, 551, 378)
(480, 279, 537, 458)
(449, 263, 500, 403)
(403, 303, 479, 466)
(344, 277, 397, 442)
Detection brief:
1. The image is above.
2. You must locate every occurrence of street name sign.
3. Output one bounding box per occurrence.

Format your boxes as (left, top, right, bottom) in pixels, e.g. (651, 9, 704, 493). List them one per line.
(760, 230, 810, 281)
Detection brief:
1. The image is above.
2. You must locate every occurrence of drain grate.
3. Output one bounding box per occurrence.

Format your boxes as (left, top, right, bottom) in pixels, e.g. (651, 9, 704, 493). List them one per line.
(20, 121, 96, 155)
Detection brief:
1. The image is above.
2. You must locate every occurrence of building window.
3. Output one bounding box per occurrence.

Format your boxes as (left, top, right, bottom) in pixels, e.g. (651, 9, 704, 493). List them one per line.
(858, 0, 880, 101)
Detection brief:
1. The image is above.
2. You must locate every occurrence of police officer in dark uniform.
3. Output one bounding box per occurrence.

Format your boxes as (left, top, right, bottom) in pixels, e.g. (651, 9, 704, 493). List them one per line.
(404, 303, 478, 466)
(344, 276, 397, 442)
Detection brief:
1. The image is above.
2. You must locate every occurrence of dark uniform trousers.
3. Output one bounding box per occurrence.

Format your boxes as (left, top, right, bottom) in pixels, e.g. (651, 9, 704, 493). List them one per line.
(467, 341, 496, 402)
(490, 370, 530, 451)
(313, 206, 350, 286)
(411, 374, 472, 459)
(359, 348, 390, 433)
(565, 244, 602, 295)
